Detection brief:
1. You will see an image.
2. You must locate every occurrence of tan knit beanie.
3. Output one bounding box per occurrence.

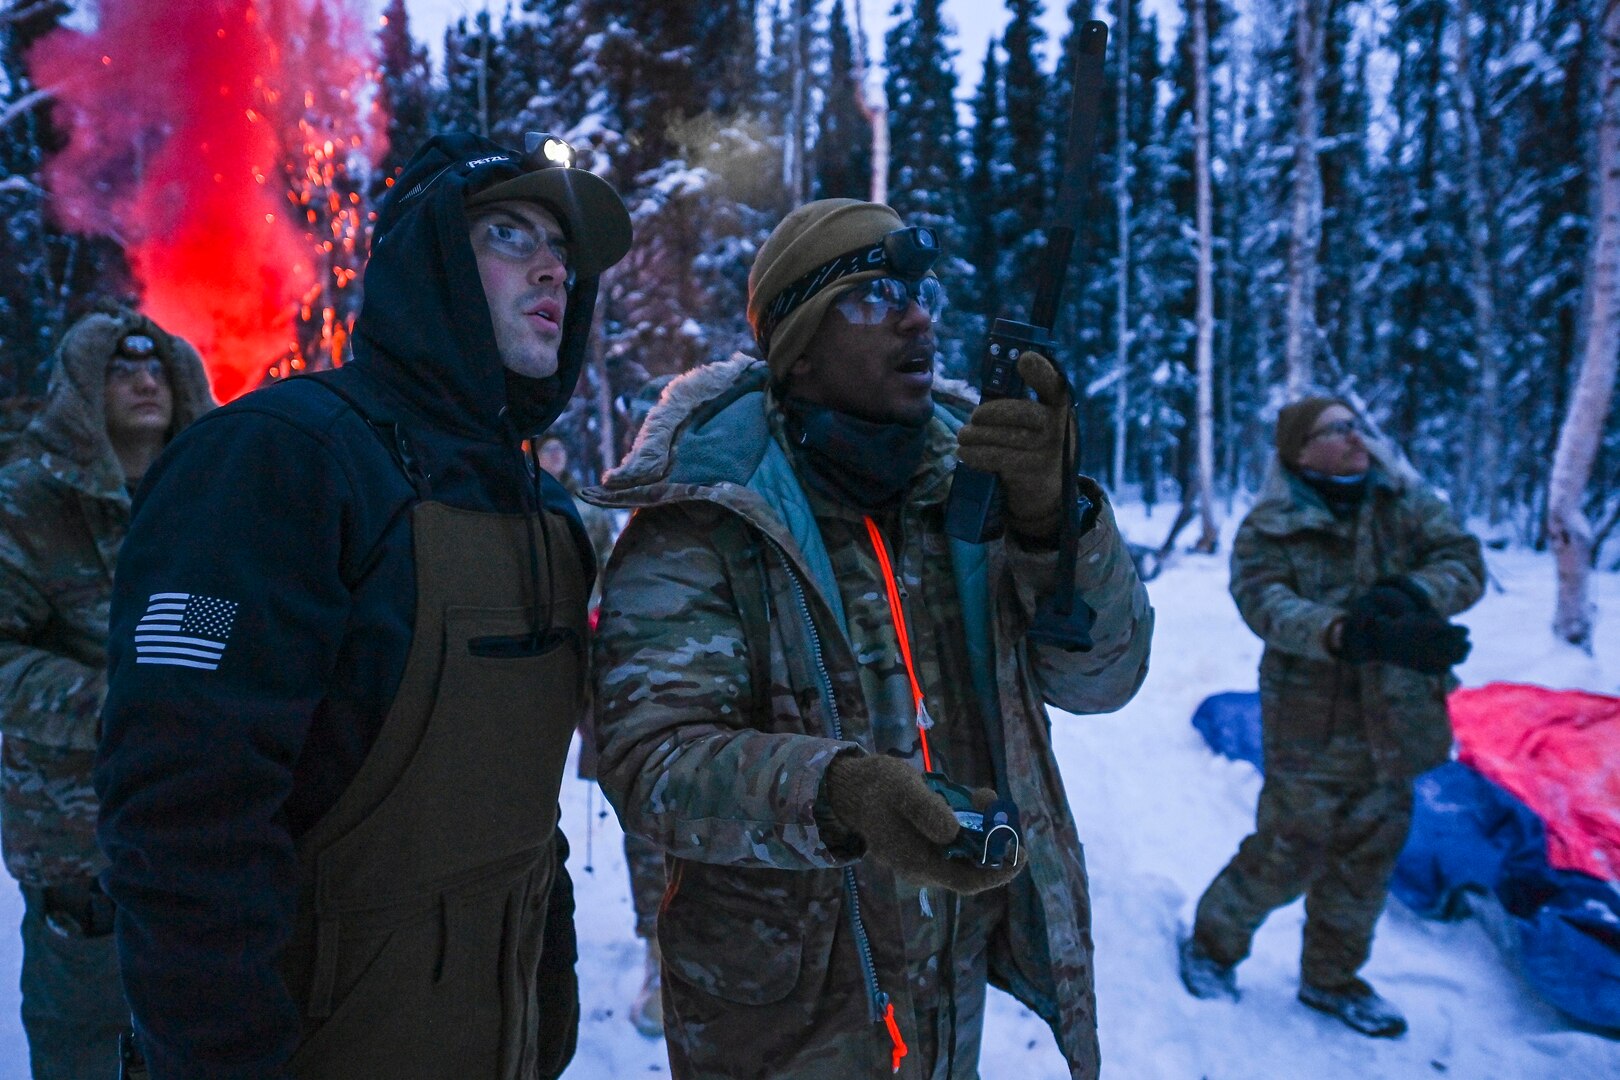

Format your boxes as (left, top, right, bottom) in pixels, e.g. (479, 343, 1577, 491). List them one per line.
(747, 199, 905, 380)
(1275, 395, 1350, 468)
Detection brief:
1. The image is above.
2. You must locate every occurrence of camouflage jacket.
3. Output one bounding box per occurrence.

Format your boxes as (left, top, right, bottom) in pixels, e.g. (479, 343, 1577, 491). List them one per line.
(0, 312, 213, 885)
(587, 356, 1153, 1079)
(1231, 457, 1485, 781)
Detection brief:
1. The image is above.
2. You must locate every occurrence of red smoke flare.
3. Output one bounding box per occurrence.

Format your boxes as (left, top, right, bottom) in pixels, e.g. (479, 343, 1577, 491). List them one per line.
(30, 0, 376, 402)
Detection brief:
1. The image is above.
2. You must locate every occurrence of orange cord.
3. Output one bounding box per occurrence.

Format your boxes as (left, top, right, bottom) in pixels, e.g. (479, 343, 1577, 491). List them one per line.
(882, 998, 908, 1073)
(863, 520, 923, 1074)
(863, 516, 934, 773)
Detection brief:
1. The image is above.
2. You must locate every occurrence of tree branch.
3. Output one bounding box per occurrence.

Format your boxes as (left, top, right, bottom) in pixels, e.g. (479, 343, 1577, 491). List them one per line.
(0, 0, 60, 28)
(0, 174, 43, 196)
(0, 87, 53, 131)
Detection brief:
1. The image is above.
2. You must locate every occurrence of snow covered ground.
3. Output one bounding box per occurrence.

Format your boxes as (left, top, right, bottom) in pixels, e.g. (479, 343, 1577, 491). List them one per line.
(0, 504, 1615, 1078)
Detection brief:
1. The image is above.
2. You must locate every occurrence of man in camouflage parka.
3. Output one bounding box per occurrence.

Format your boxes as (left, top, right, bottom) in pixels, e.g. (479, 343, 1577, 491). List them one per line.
(1179, 396, 1484, 1039)
(0, 308, 213, 1078)
(588, 200, 1153, 1079)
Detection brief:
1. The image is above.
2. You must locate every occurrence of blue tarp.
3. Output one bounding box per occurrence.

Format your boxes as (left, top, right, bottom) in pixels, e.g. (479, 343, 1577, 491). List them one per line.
(1392, 761, 1545, 918)
(1192, 690, 1620, 1030)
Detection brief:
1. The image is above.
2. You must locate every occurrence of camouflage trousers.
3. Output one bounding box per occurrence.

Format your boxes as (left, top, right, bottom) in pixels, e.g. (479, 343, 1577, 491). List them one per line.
(18, 881, 130, 1080)
(1191, 771, 1414, 990)
(624, 831, 665, 940)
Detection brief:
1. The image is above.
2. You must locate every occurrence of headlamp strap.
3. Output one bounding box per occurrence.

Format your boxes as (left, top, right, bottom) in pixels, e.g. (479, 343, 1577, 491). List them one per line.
(758, 225, 938, 352)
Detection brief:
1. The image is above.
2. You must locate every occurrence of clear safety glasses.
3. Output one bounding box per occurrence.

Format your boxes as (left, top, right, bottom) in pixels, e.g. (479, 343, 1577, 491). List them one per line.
(834, 275, 948, 326)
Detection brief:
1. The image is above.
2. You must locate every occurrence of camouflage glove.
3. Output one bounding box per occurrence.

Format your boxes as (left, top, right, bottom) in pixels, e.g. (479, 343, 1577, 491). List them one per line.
(955, 351, 1076, 541)
(1337, 611, 1470, 674)
(823, 753, 1023, 895)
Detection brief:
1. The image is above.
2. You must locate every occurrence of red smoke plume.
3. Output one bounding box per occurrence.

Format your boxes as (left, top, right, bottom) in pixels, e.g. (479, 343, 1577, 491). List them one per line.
(30, 0, 376, 402)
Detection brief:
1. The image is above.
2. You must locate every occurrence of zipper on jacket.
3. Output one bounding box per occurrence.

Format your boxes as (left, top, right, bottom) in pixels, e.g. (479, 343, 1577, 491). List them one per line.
(762, 535, 897, 1058)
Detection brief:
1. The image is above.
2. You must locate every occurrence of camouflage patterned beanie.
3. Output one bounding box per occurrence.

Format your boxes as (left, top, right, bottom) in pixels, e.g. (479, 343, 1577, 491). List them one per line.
(1275, 395, 1350, 468)
(747, 199, 904, 380)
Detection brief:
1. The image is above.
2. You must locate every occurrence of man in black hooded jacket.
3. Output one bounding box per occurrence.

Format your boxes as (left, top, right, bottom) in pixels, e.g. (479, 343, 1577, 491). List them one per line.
(93, 132, 632, 1079)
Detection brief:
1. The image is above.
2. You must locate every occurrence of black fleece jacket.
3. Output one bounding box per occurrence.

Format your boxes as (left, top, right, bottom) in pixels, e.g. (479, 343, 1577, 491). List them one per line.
(94, 155, 593, 1079)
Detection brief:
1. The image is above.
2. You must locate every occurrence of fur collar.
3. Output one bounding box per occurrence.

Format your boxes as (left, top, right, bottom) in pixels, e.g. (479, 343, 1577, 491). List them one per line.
(601, 352, 980, 496)
(24, 312, 215, 499)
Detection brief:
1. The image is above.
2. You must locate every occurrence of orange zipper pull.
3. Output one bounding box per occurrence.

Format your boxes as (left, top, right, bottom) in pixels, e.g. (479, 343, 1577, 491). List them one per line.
(881, 997, 907, 1073)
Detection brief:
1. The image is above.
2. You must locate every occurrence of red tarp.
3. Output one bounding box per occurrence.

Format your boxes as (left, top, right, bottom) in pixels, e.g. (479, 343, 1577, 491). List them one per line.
(1448, 682, 1620, 883)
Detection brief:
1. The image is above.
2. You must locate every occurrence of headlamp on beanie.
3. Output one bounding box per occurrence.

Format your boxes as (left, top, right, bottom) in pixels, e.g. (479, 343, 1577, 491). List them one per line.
(758, 225, 940, 352)
(117, 334, 157, 359)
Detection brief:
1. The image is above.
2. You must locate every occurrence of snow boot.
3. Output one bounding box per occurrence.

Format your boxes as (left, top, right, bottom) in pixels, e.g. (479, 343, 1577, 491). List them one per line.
(1298, 979, 1408, 1038)
(1178, 934, 1239, 1001)
(630, 939, 664, 1038)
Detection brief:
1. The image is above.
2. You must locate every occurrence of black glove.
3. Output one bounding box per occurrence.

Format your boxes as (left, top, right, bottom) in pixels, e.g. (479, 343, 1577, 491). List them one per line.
(823, 753, 1023, 895)
(1349, 575, 1434, 619)
(1337, 611, 1470, 674)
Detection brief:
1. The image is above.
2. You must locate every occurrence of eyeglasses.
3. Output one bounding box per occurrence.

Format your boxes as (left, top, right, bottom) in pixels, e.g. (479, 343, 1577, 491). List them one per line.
(834, 276, 947, 326)
(469, 214, 577, 288)
(106, 357, 165, 381)
(1306, 418, 1364, 443)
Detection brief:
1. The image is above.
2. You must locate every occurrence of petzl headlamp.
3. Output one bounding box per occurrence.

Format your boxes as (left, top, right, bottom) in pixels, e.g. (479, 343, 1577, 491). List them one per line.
(461, 131, 632, 275)
(758, 225, 940, 352)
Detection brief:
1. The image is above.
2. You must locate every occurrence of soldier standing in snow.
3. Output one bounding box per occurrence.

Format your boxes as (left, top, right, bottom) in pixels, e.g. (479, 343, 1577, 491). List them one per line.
(587, 199, 1153, 1079)
(94, 131, 631, 1079)
(0, 308, 213, 1079)
(1178, 396, 1485, 1038)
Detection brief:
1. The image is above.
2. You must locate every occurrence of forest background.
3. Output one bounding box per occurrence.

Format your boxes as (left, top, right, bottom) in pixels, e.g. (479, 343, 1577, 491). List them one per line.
(2, 0, 1617, 647)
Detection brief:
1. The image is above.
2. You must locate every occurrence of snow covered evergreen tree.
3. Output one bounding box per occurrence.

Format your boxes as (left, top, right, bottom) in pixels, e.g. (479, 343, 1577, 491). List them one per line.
(814, 0, 874, 201)
(884, 0, 968, 372)
(1314, 0, 1375, 397)
(962, 38, 1005, 337)
(1374, 0, 1471, 470)
(558, 0, 776, 469)
(998, 0, 1051, 291)
(370, 0, 435, 200)
(0, 0, 130, 404)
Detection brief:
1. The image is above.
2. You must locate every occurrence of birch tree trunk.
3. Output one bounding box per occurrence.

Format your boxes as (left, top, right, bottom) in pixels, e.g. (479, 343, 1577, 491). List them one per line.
(784, 0, 807, 203)
(848, 0, 888, 204)
(1547, 0, 1620, 651)
(1453, 0, 1504, 524)
(1283, 0, 1323, 397)
(593, 346, 616, 479)
(1192, 0, 1219, 552)
(1113, 0, 1131, 496)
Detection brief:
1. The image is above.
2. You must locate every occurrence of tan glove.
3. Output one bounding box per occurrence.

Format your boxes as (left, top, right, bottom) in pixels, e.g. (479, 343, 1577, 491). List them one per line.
(823, 753, 1024, 895)
(954, 350, 1075, 541)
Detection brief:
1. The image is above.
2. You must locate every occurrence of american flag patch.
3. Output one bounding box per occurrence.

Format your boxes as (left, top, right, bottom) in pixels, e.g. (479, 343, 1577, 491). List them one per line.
(134, 593, 238, 670)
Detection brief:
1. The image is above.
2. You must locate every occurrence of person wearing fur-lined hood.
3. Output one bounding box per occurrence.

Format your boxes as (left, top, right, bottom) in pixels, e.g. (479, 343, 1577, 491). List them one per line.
(0, 307, 214, 1077)
(586, 200, 1153, 1080)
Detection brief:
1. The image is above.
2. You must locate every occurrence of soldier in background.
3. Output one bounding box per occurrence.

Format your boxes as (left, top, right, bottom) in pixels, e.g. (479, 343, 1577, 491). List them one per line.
(0, 309, 213, 1078)
(1178, 396, 1484, 1038)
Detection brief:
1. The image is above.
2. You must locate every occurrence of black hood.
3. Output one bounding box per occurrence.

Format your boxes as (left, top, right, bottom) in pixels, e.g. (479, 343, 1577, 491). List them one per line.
(349, 133, 617, 443)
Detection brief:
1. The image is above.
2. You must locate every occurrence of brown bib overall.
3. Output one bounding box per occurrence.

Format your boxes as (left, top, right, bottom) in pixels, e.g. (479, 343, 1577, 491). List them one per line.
(280, 500, 585, 1079)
